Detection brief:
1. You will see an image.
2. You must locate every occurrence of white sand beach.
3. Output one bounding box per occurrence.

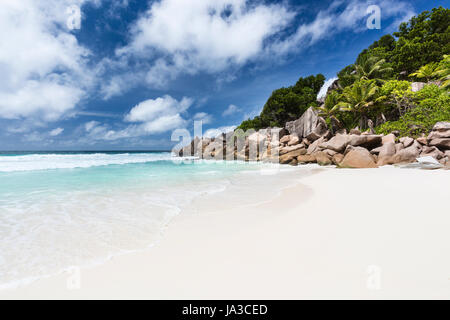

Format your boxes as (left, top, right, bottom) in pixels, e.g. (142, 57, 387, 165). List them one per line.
(1, 166, 449, 299)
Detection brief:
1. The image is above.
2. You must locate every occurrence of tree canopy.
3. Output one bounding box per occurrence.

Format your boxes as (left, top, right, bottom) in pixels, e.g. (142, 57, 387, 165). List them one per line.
(237, 74, 325, 130)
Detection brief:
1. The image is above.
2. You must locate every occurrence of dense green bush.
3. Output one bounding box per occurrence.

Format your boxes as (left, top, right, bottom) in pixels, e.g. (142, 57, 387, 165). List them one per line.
(376, 85, 450, 137)
(338, 7, 449, 83)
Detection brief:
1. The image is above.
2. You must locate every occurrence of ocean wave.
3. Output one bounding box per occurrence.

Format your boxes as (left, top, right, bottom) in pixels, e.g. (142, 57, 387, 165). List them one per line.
(0, 153, 197, 172)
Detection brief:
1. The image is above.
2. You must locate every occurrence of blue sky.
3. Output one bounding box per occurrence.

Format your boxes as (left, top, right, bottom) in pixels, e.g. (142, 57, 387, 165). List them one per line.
(0, 0, 447, 150)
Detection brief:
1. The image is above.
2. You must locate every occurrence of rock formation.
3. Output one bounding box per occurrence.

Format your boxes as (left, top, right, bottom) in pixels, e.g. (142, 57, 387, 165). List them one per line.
(175, 114, 450, 170)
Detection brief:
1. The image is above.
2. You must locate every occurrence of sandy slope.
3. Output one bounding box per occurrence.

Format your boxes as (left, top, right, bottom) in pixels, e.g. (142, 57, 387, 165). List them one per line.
(1, 166, 449, 299)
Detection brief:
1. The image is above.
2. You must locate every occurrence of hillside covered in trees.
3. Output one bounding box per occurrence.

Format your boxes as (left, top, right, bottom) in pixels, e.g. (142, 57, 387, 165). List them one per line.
(238, 6, 450, 138)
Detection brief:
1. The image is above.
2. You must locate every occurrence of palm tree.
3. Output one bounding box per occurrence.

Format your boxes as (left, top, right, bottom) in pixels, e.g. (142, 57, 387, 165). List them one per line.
(336, 81, 379, 129)
(354, 55, 393, 82)
(409, 63, 437, 82)
(432, 55, 450, 88)
(317, 91, 340, 119)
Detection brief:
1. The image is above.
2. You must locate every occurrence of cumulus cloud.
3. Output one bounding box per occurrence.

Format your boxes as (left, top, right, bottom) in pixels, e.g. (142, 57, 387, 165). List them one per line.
(126, 95, 191, 121)
(204, 126, 237, 139)
(109, 0, 414, 92)
(124, 95, 193, 134)
(222, 104, 241, 117)
(193, 112, 213, 125)
(270, 0, 415, 55)
(115, 0, 294, 89)
(0, 0, 97, 121)
(49, 128, 64, 136)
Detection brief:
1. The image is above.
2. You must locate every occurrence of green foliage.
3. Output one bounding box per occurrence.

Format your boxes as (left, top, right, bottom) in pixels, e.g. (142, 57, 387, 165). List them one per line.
(391, 7, 450, 75)
(409, 63, 438, 82)
(238, 116, 265, 132)
(237, 74, 325, 130)
(376, 85, 450, 137)
(354, 54, 393, 82)
(336, 80, 379, 127)
(433, 55, 450, 88)
(376, 80, 413, 117)
(317, 91, 340, 118)
(338, 7, 449, 85)
(337, 54, 393, 88)
(337, 64, 356, 88)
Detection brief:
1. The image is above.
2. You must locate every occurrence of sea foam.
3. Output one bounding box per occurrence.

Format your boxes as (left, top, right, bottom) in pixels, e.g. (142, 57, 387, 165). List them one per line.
(0, 152, 195, 172)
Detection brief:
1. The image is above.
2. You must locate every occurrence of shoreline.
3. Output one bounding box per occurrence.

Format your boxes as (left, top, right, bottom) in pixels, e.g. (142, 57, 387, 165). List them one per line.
(1, 166, 449, 299)
(0, 163, 316, 294)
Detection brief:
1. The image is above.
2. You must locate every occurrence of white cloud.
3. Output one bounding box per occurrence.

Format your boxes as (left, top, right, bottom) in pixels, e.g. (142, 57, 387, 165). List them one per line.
(0, 0, 97, 121)
(117, 0, 294, 88)
(270, 0, 415, 55)
(193, 112, 213, 125)
(49, 127, 64, 136)
(204, 126, 237, 139)
(85, 121, 100, 132)
(111, 0, 414, 91)
(125, 95, 193, 134)
(222, 104, 241, 117)
(125, 95, 192, 122)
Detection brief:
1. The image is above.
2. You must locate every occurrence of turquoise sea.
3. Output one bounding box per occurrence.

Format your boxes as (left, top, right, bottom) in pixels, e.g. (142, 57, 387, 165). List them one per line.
(0, 151, 302, 288)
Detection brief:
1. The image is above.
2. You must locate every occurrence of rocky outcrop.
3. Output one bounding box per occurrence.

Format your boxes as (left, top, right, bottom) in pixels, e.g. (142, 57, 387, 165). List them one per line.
(285, 107, 328, 139)
(427, 122, 450, 150)
(319, 134, 349, 153)
(279, 144, 304, 155)
(176, 118, 450, 169)
(279, 148, 307, 164)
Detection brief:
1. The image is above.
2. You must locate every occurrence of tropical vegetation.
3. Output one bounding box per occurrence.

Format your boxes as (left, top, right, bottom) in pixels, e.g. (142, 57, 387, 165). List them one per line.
(237, 7, 449, 138)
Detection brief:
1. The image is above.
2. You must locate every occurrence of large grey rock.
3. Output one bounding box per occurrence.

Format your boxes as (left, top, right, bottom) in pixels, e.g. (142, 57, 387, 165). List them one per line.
(279, 149, 307, 164)
(287, 135, 300, 146)
(279, 144, 305, 155)
(313, 151, 332, 166)
(379, 142, 396, 157)
(280, 135, 291, 144)
(432, 122, 450, 132)
(429, 138, 450, 150)
(395, 143, 404, 153)
(297, 154, 317, 164)
(348, 134, 382, 149)
(420, 146, 445, 160)
(339, 147, 378, 168)
(307, 137, 325, 155)
(332, 153, 344, 165)
(392, 145, 421, 164)
(180, 136, 201, 156)
(319, 134, 349, 153)
(285, 107, 328, 139)
(376, 142, 396, 166)
(382, 133, 396, 145)
(203, 141, 223, 159)
(400, 137, 414, 148)
(416, 136, 428, 145)
(411, 82, 426, 92)
(427, 130, 450, 140)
